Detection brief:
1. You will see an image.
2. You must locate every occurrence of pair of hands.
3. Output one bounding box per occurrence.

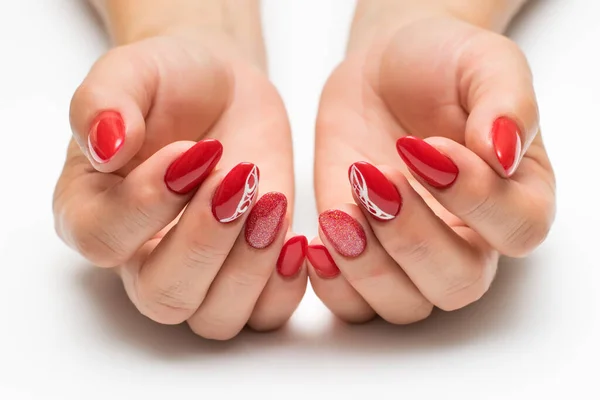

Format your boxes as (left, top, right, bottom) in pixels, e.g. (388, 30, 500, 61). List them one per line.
(53, 15, 555, 340)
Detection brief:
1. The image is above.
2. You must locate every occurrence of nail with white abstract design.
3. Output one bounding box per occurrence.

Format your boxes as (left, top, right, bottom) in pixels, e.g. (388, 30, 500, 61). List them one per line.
(348, 162, 402, 221)
(212, 163, 259, 223)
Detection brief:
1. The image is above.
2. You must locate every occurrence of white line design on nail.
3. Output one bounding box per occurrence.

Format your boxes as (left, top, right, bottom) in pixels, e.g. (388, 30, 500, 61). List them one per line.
(220, 165, 259, 223)
(350, 165, 395, 220)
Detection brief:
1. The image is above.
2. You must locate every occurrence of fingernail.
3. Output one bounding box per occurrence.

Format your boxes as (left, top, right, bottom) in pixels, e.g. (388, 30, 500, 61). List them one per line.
(306, 245, 340, 279)
(318, 210, 366, 258)
(212, 163, 259, 223)
(277, 236, 308, 278)
(88, 111, 125, 163)
(349, 162, 402, 221)
(492, 117, 522, 176)
(245, 192, 288, 249)
(164, 139, 223, 194)
(396, 136, 459, 189)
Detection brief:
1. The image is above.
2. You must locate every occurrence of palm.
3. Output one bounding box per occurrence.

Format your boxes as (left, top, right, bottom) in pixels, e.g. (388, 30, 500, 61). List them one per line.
(103, 36, 293, 195)
(315, 19, 511, 228)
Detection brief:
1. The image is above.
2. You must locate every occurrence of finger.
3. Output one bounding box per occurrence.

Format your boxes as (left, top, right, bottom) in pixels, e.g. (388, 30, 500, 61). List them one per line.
(317, 204, 436, 323)
(187, 192, 289, 340)
(128, 162, 260, 325)
(58, 139, 222, 268)
(70, 48, 152, 172)
(458, 34, 539, 177)
(396, 136, 556, 257)
(349, 161, 497, 311)
(70, 42, 228, 172)
(247, 234, 308, 332)
(307, 238, 376, 324)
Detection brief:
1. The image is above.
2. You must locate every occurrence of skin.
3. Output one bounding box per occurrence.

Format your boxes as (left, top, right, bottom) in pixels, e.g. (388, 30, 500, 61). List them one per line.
(54, 0, 306, 340)
(53, 0, 557, 337)
(310, 0, 556, 323)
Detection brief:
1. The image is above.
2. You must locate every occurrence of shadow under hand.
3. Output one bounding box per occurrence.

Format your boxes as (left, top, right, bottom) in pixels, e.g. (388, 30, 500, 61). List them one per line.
(75, 254, 538, 359)
(310, 256, 540, 356)
(75, 266, 242, 358)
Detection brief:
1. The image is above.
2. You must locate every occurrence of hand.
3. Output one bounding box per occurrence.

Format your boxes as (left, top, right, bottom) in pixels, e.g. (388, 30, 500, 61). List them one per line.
(54, 23, 306, 339)
(310, 10, 556, 324)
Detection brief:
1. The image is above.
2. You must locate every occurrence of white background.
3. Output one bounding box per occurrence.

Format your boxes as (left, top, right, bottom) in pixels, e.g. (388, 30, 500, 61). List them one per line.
(0, 0, 597, 398)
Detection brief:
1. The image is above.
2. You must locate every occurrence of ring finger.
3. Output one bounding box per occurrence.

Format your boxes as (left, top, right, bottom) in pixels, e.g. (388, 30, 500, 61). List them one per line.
(310, 204, 433, 325)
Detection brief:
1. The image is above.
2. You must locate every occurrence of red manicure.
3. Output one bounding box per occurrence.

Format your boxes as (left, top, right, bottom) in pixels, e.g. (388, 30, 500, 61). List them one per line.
(492, 117, 522, 176)
(319, 210, 366, 258)
(396, 136, 459, 189)
(164, 139, 223, 194)
(277, 236, 308, 278)
(212, 163, 259, 223)
(306, 245, 340, 279)
(349, 162, 402, 221)
(245, 192, 288, 249)
(88, 111, 125, 163)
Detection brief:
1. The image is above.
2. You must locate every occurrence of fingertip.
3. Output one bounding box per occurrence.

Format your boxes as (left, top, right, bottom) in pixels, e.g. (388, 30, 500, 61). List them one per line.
(70, 93, 146, 173)
(276, 234, 309, 279)
(348, 162, 404, 222)
(306, 241, 340, 280)
(318, 207, 367, 259)
(396, 136, 460, 189)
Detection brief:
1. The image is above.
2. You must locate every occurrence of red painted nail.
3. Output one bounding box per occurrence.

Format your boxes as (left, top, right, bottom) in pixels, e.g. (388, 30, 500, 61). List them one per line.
(164, 139, 223, 194)
(349, 162, 402, 221)
(212, 163, 259, 223)
(245, 192, 288, 249)
(277, 236, 308, 278)
(492, 117, 522, 176)
(88, 111, 125, 163)
(306, 245, 340, 279)
(396, 136, 459, 189)
(319, 210, 366, 258)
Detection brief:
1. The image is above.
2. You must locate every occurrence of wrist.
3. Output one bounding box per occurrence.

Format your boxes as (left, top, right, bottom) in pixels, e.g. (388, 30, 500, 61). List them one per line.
(92, 0, 266, 70)
(349, 0, 526, 52)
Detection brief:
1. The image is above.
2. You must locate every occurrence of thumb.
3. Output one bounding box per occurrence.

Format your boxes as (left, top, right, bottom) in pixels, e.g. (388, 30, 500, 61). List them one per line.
(460, 35, 539, 177)
(69, 44, 154, 173)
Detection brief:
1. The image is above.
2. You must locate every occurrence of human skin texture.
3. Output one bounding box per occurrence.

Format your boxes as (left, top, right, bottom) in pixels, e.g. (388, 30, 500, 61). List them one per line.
(53, 0, 308, 340)
(309, 0, 556, 325)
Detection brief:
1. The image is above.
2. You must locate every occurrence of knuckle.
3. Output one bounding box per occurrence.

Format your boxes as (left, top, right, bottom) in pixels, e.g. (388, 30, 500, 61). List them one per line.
(340, 311, 377, 325)
(225, 268, 271, 289)
(124, 183, 166, 228)
(502, 212, 552, 258)
(183, 240, 228, 271)
(459, 183, 498, 223)
(188, 314, 240, 341)
(434, 263, 491, 311)
(70, 215, 129, 268)
(385, 235, 432, 265)
(247, 317, 286, 333)
(382, 300, 434, 325)
(137, 281, 198, 325)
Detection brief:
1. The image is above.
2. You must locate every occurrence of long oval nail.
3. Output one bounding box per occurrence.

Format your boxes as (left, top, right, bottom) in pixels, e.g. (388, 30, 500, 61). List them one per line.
(349, 162, 402, 221)
(318, 210, 366, 258)
(245, 192, 288, 249)
(212, 163, 259, 223)
(396, 136, 459, 189)
(164, 139, 223, 194)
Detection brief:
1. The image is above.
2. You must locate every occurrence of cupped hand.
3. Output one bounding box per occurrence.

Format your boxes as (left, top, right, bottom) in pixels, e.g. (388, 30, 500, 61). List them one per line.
(53, 33, 307, 339)
(310, 16, 556, 324)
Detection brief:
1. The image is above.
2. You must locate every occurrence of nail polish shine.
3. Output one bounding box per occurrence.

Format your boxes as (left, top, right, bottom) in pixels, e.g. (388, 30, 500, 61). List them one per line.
(88, 111, 125, 163)
(164, 139, 223, 194)
(396, 136, 459, 189)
